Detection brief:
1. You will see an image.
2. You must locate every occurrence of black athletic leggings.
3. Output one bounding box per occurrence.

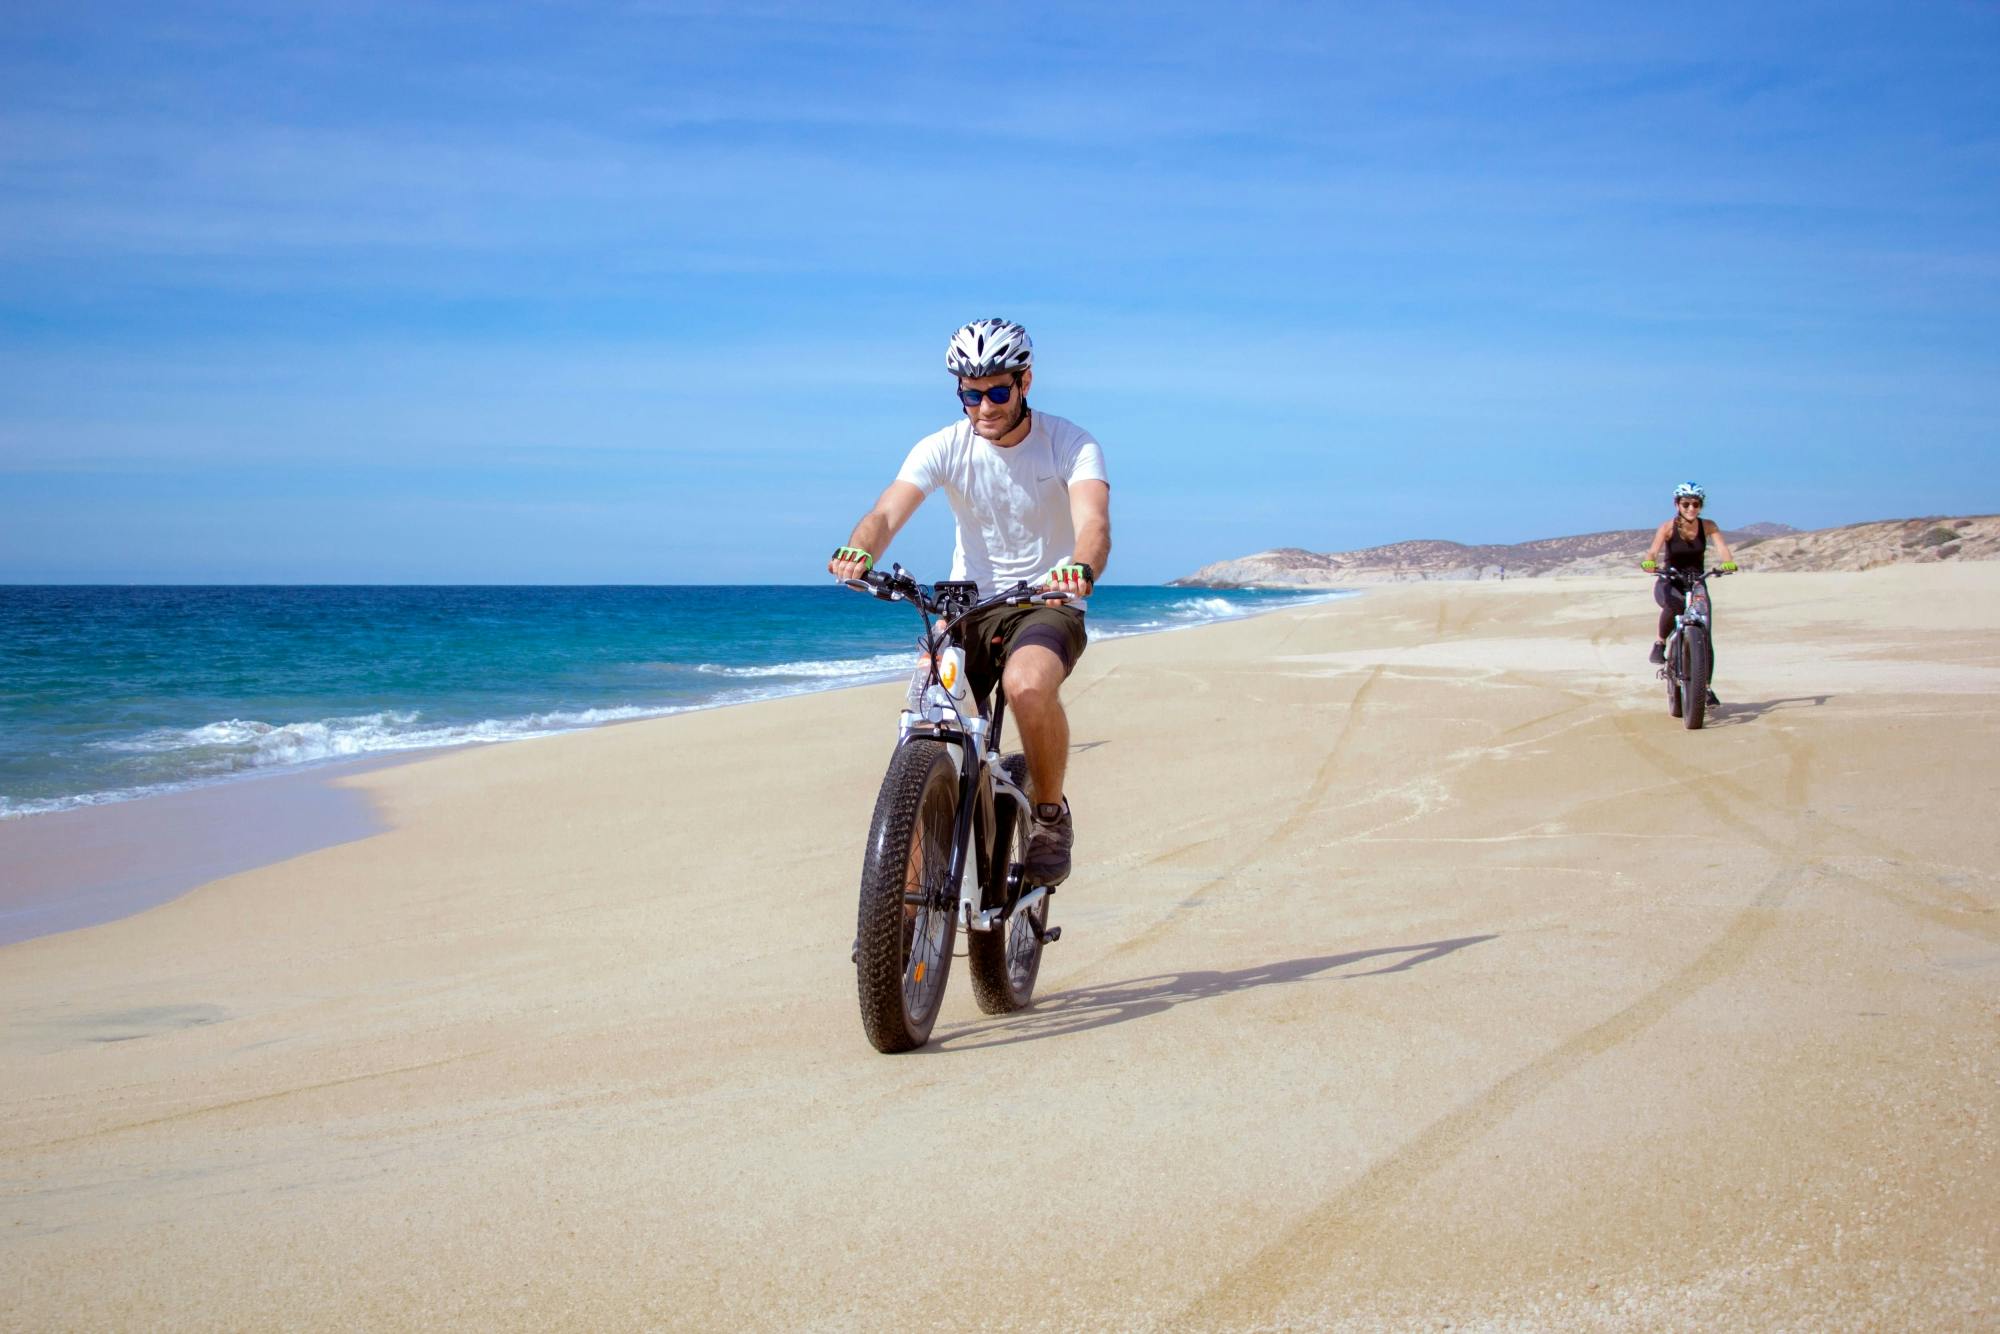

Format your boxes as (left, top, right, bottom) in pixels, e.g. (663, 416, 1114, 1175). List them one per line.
(1654, 577, 1716, 680)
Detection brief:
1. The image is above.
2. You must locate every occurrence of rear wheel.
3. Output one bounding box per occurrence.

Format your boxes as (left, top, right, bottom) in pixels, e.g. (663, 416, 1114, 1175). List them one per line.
(968, 753, 1047, 1014)
(855, 740, 960, 1053)
(1682, 625, 1710, 730)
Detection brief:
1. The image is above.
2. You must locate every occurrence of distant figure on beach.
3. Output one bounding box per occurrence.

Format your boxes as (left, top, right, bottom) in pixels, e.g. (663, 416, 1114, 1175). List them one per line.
(828, 319, 1112, 887)
(1641, 482, 1739, 703)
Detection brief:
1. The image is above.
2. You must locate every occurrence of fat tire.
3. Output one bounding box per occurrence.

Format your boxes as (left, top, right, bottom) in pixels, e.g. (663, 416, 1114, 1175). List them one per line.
(1683, 625, 1710, 730)
(855, 740, 960, 1053)
(1665, 633, 1683, 718)
(968, 753, 1046, 1014)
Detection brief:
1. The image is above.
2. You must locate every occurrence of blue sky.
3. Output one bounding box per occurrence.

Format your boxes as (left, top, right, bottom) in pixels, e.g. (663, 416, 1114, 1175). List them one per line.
(2, 1, 1995, 583)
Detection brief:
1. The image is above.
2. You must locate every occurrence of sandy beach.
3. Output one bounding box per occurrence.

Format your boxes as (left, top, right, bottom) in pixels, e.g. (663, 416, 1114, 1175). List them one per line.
(3, 565, 1996, 1330)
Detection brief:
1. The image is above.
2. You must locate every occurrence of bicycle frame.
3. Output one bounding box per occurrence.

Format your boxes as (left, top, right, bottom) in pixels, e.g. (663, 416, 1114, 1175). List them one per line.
(1659, 566, 1725, 677)
(849, 565, 1068, 935)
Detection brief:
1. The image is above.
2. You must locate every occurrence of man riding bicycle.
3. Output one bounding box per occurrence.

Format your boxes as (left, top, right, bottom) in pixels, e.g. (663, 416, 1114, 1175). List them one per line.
(828, 318, 1111, 887)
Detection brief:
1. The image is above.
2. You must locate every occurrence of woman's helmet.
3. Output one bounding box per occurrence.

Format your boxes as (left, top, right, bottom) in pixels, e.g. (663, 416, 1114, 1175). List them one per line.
(1673, 482, 1706, 502)
(946, 319, 1033, 378)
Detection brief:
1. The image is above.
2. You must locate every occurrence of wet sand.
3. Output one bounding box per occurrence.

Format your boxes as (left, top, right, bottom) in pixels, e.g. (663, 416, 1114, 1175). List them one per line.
(2, 565, 1995, 1329)
(0, 758, 395, 946)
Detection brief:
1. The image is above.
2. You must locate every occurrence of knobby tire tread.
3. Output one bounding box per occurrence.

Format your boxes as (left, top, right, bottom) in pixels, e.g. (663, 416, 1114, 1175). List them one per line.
(1683, 625, 1710, 730)
(855, 740, 958, 1053)
(1665, 633, 1683, 718)
(968, 753, 1044, 1015)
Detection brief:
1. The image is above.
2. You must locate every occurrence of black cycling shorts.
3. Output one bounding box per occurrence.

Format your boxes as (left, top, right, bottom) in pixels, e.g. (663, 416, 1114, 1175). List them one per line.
(959, 603, 1088, 701)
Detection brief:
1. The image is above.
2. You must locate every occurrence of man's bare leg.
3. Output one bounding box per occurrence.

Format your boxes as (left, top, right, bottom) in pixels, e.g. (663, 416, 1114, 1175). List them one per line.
(1001, 644, 1070, 806)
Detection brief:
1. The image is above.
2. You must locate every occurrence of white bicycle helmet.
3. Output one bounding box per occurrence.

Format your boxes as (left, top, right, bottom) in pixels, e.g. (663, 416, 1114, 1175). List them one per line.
(945, 319, 1033, 378)
(1673, 481, 1706, 502)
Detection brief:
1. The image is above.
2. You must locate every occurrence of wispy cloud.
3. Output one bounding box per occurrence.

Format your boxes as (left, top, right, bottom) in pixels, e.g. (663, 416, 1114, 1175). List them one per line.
(1, 0, 1996, 579)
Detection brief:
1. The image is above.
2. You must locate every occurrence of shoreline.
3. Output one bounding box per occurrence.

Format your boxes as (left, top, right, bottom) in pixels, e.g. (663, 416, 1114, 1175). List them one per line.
(2, 584, 1351, 824)
(0, 754, 404, 947)
(0, 587, 1354, 947)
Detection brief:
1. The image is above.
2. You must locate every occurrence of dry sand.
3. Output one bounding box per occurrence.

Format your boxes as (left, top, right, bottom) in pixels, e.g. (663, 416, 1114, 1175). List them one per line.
(3, 565, 1996, 1330)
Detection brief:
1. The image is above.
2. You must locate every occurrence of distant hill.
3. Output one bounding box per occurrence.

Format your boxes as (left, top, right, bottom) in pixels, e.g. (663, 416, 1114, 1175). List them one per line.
(1171, 516, 1999, 587)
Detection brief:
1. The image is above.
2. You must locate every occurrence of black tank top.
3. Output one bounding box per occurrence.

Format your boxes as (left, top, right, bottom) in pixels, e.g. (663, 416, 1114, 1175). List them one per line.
(1665, 519, 1707, 572)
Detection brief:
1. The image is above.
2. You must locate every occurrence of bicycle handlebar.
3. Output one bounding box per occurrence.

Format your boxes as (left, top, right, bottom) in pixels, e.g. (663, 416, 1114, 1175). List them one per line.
(843, 566, 1073, 617)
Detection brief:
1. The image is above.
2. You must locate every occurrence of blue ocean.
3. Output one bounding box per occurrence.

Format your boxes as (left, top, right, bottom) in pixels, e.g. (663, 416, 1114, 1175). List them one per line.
(0, 585, 1340, 818)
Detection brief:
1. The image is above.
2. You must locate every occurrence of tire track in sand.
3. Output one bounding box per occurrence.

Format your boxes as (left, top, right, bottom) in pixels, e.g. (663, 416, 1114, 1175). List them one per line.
(1180, 604, 1995, 1323)
(1619, 713, 2000, 943)
(13, 1046, 500, 1151)
(1089, 666, 1387, 966)
(1177, 692, 1816, 1325)
(1174, 860, 1807, 1329)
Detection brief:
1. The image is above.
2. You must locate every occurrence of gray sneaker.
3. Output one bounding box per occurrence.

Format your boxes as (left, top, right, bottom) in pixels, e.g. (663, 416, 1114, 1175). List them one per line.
(1648, 641, 1666, 665)
(1024, 799, 1073, 887)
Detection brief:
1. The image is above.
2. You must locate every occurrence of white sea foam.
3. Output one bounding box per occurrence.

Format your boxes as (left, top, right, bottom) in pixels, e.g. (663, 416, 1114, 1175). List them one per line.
(696, 652, 912, 681)
(1092, 590, 1354, 641)
(92, 705, 713, 775)
(2, 669, 927, 819)
(0, 784, 194, 820)
(1167, 596, 1241, 619)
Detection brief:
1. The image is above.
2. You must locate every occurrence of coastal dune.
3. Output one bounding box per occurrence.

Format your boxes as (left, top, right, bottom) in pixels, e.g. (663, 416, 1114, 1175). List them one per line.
(3, 565, 1997, 1328)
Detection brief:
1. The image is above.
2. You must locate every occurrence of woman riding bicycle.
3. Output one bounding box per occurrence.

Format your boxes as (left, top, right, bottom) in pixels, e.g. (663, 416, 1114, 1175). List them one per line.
(1642, 482, 1738, 703)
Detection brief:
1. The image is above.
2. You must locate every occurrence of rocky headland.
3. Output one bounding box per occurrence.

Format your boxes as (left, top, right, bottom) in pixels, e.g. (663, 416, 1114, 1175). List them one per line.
(1172, 514, 2000, 587)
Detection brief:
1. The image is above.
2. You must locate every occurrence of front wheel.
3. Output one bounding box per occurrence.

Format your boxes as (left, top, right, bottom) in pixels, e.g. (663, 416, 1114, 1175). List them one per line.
(1665, 632, 1683, 718)
(855, 740, 961, 1053)
(1682, 625, 1710, 730)
(968, 753, 1048, 1015)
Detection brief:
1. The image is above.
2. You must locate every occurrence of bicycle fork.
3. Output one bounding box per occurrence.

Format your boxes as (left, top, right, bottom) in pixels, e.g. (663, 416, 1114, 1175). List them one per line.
(1660, 616, 1712, 696)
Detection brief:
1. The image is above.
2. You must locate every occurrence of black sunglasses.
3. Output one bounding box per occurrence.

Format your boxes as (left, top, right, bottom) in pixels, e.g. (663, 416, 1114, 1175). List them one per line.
(957, 385, 1015, 407)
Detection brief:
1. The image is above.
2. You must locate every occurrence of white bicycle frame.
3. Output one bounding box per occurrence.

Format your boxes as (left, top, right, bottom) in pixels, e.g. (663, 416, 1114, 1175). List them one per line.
(896, 650, 1048, 935)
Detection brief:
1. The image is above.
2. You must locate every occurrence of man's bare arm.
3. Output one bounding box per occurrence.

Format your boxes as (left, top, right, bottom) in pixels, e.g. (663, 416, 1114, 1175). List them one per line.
(1066, 479, 1112, 580)
(829, 481, 926, 579)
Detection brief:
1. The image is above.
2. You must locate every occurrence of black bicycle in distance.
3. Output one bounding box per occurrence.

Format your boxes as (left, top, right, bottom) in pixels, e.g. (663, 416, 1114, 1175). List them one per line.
(1657, 566, 1732, 729)
(842, 566, 1070, 1053)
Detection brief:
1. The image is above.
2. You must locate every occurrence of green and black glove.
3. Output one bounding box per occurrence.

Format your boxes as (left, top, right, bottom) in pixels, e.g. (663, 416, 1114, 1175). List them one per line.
(1045, 561, 1095, 593)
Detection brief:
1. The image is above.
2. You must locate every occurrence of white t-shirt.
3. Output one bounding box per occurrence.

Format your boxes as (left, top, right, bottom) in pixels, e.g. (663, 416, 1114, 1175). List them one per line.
(896, 411, 1109, 609)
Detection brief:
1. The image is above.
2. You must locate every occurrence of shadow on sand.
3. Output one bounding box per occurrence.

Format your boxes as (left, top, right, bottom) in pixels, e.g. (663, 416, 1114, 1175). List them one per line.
(929, 935, 1496, 1052)
(1705, 694, 1834, 727)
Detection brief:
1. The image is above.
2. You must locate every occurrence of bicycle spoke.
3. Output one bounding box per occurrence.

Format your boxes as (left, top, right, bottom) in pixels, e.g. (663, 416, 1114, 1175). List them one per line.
(902, 782, 953, 1012)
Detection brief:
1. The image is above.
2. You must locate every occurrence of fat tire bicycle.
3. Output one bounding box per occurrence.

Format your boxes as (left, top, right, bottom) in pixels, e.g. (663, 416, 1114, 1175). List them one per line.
(843, 566, 1071, 1053)
(1656, 566, 1731, 730)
